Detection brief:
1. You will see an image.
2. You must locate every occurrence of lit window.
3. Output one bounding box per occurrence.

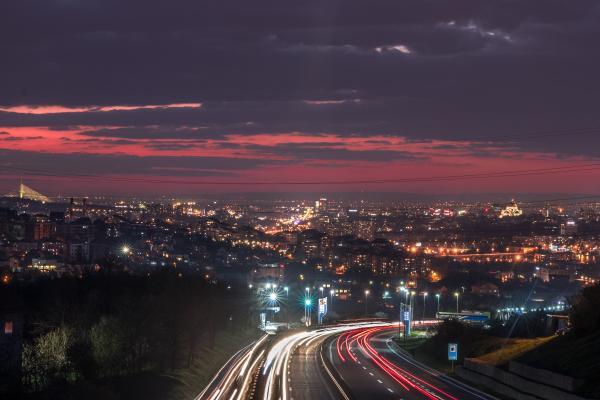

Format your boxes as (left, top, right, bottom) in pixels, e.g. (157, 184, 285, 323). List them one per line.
(4, 321, 13, 335)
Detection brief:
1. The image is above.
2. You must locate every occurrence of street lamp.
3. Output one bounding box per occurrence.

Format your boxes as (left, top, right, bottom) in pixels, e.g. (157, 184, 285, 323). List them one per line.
(454, 292, 460, 313)
(422, 292, 428, 320)
(330, 289, 335, 312)
(364, 290, 370, 316)
(410, 291, 416, 325)
(283, 286, 289, 325)
(304, 298, 312, 327)
(121, 245, 130, 255)
(435, 293, 440, 315)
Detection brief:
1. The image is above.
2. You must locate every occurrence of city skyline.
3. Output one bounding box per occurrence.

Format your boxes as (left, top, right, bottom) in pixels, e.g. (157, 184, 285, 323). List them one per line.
(2, 1, 600, 195)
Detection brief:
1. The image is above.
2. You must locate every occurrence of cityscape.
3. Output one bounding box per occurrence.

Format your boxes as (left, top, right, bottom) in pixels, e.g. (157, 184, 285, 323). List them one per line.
(2, 1, 600, 400)
(1, 184, 598, 399)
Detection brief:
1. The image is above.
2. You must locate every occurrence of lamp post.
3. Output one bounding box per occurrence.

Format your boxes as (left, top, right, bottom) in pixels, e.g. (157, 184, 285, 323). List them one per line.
(454, 292, 460, 313)
(269, 291, 277, 322)
(330, 289, 334, 313)
(422, 292, 428, 320)
(410, 291, 415, 328)
(364, 290, 370, 316)
(283, 286, 289, 325)
(436, 293, 440, 315)
(304, 298, 312, 326)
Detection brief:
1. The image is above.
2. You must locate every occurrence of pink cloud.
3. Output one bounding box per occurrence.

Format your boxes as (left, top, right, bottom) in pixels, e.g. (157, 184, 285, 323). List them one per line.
(0, 103, 202, 115)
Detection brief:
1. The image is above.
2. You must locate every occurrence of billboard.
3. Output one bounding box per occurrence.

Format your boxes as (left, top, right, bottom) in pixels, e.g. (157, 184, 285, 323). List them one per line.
(318, 297, 328, 315)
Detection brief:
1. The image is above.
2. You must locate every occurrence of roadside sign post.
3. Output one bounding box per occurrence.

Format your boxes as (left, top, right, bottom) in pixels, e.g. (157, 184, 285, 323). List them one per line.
(318, 297, 327, 325)
(448, 343, 458, 372)
(403, 310, 411, 343)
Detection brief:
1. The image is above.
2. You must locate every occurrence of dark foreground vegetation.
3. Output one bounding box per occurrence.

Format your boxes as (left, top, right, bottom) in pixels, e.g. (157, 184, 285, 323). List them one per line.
(5, 265, 259, 399)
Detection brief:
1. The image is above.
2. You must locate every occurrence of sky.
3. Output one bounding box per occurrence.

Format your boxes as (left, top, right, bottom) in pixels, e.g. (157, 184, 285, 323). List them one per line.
(1, 0, 600, 196)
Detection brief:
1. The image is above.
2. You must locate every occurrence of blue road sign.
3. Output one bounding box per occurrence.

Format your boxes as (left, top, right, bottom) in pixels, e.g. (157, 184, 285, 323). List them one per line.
(448, 343, 458, 361)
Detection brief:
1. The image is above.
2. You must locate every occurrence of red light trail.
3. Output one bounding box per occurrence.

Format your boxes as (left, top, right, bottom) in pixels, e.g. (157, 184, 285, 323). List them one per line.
(337, 325, 459, 400)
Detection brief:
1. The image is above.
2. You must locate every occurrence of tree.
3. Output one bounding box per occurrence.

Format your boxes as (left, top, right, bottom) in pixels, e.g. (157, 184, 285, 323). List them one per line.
(22, 326, 78, 391)
(570, 283, 600, 337)
(90, 316, 128, 377)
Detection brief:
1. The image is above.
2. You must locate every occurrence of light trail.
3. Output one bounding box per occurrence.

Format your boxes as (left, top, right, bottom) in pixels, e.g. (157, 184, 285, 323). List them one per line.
(336, 323, 463, 400)
(196, 335, 268, 400)
(260, 321, 395, 400)
(383, 338, 492, 400)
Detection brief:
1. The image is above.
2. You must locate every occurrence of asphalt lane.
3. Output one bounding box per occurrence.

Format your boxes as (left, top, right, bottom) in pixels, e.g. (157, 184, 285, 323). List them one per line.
(328, 327, 497, 400)
(289, 334, 341, 400)
(327, 330, 416, 400)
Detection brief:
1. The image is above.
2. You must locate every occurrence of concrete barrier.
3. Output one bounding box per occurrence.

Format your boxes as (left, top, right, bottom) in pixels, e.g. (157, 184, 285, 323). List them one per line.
(460, 359, 591, 400)
(509, 361, 584, 392)
(455, 366, 541, 400)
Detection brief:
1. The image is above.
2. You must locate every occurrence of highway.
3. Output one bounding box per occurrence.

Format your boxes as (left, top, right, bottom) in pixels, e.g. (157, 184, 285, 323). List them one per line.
(195, 334, 269, 400)
(197, 322, 496, 400)
(328, 325, 496, 400)
(287, 332, 339, 399)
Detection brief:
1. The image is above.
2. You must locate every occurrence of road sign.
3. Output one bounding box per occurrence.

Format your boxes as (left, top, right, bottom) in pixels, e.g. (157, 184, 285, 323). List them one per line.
(403, 311, 410, 321)
(318, 297, 328, 325)
(448, 343, 458, 361)
(318, 297, 328, 315)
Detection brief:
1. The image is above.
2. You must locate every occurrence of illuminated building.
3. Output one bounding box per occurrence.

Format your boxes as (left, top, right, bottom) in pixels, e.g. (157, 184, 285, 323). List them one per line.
(560, 219, 577, 236)
(499, 200, 523, 218)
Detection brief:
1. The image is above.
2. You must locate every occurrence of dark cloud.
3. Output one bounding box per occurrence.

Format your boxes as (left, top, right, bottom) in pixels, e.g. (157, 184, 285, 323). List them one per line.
(0, 149, 282, 177)
(1, 136, 43, 141)
(1, 0, 600, 165)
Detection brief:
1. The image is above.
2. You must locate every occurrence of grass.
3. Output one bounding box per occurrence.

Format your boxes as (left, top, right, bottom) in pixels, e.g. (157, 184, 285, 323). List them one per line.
(473, 336, 555, 366)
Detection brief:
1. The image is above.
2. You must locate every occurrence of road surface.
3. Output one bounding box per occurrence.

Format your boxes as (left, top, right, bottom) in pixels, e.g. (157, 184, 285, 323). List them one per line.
(197, 322, 496, 400)
(328, 326, 496, 400)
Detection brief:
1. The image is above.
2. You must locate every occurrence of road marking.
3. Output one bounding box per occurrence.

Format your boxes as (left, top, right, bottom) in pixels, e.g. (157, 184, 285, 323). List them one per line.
(377, 379, 383, 384)
(387, 388, 393, 393)
(369, 372, 374, 376)
(362, 366, 367, 370)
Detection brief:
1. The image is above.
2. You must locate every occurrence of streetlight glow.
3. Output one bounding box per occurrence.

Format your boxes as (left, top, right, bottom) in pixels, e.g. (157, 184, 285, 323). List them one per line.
(454, 292, 460, 313)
